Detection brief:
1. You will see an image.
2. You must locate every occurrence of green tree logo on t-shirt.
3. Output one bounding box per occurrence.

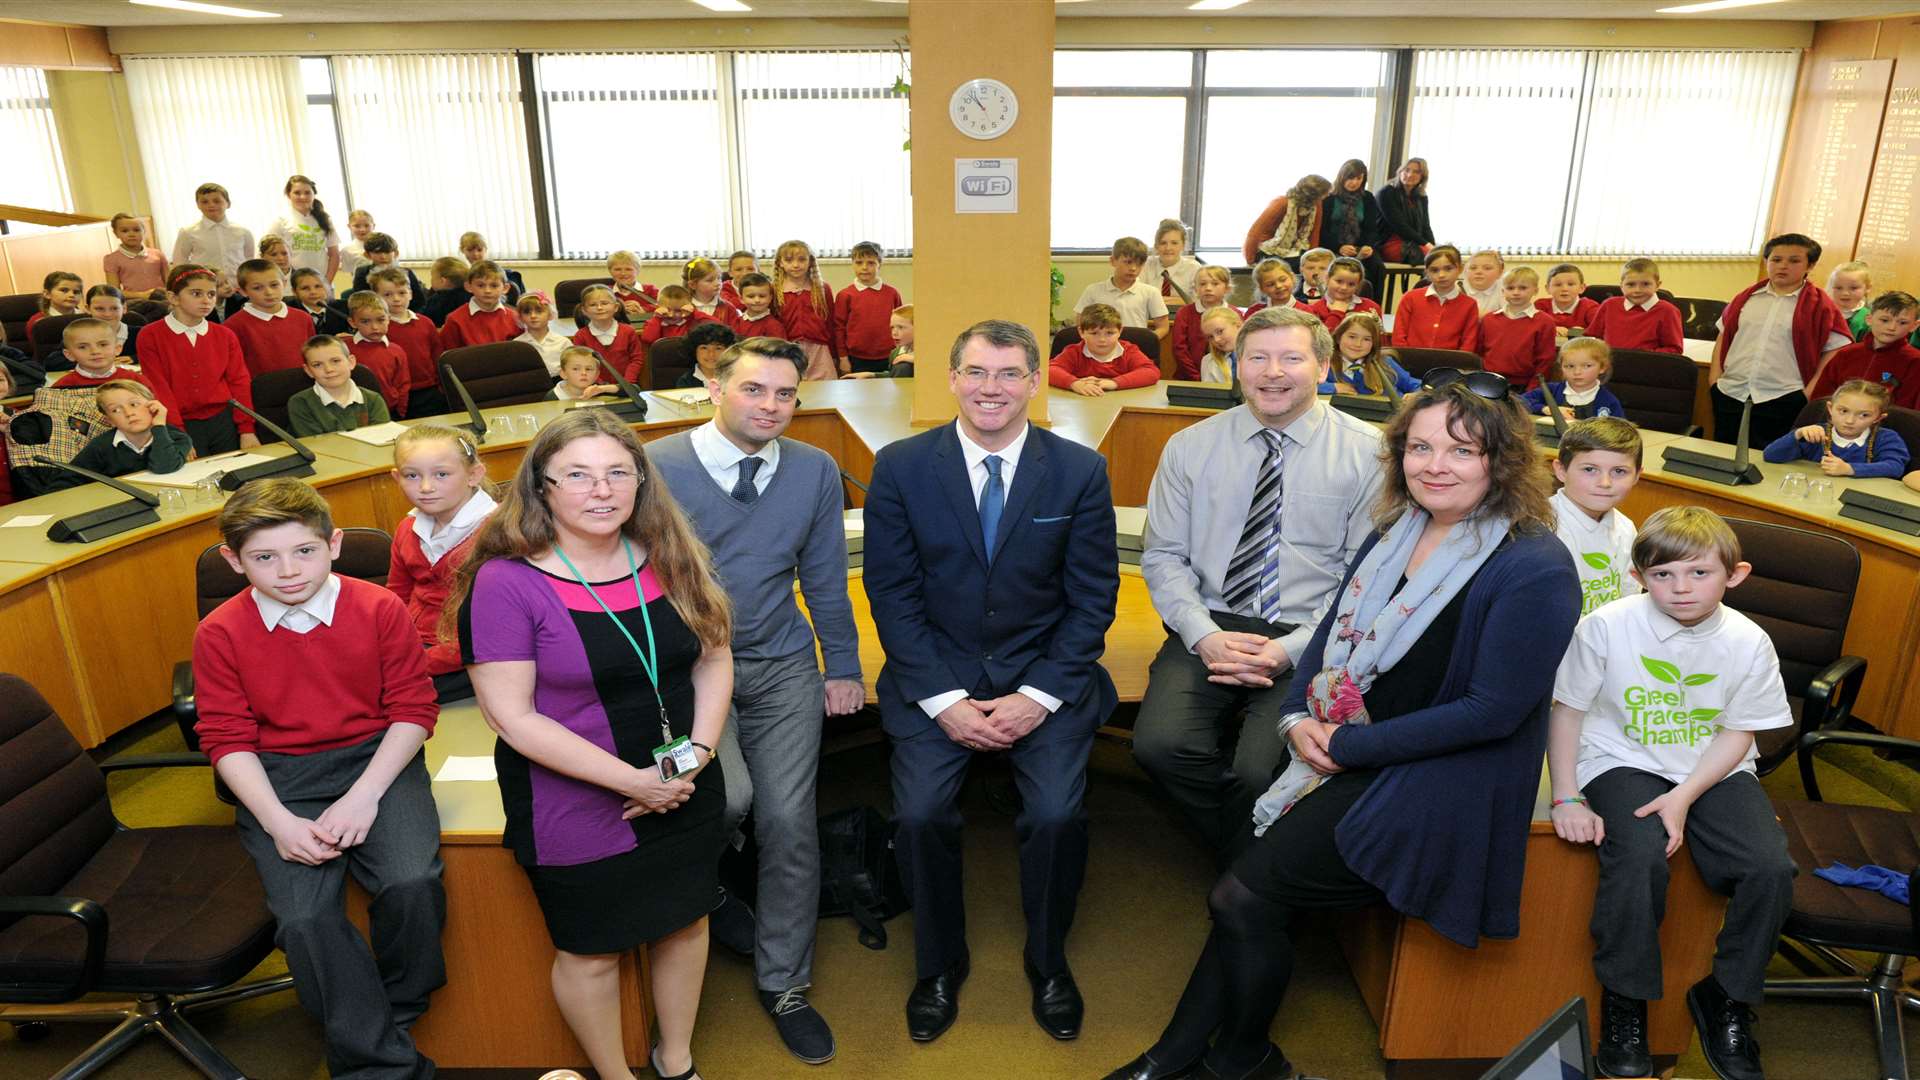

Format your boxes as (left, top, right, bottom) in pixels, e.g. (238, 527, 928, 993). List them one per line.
(1577, 552, 1624, 615)
(1623, 655, 1720, 746)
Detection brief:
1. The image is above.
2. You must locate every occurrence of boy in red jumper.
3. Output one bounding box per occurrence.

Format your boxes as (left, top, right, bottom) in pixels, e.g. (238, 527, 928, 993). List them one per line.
(345, 291, 412, 418)
(370, 266, 447, 419)
(438, 260, 520, 350)
(1479, 266, 1558, 390)
(386, 424, 496, 701)
(834, 241, 906, 374)
(608, 250, 659, 321)
(1171, 265, 1238, 380)
(1710, 233, 1854, 446)
(1587, 258, 1685, 356)
(193, 478, 444, 1078)
(135, 264, 259, 454)
(639, 284, 717, 351)
(1302, 257, 1381, 333)
(50, 318, 171, 408)
(1536, 263, 1601, 343)
(1050, 304, 1161, 395)
(228, 258, 317, 377)
(1809, 291, 1920, 407)
(725, 272, 787, 339)
(1386, 244, 1480, 352)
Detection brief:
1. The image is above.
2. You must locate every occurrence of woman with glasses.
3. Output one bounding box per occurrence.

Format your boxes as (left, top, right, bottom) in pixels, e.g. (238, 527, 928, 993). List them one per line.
(448, 408, 733, 1080)
(1104, 370, 1581, 1080)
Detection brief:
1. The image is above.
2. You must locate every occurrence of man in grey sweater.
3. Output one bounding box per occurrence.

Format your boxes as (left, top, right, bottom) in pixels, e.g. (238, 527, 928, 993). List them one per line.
(649, 336, 863, 1066)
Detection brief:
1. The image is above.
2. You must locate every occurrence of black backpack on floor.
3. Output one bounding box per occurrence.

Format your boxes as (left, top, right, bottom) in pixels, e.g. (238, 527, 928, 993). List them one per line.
(817, 805, 910, 950)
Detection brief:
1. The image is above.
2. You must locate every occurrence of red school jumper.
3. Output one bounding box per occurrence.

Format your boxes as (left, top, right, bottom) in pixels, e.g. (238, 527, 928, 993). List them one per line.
(1388, 287, 1480, 352)
(573, 322, 647, 384)
(834, 283, 905, 360)
(640, 311, 719, 349)
(134, 320, 255, 435)
(1586, 297, 1685, 355)
(439, 304, 522, 351)
(1048, 342, 1162, 390)
(1302, 296, 1382, 334)
(726, 309, 787, 340)
(226, 306, 317, 377)
(52, 365, 170, 403)
(1809, 337, 1920, 408)
(1478, 309, 1558, 389)
(1171, 303, 1239, 381)
(386, 313, 445, 396)
(347, 335, 412, 417)
(387, 527, 483, 676)
(778, 286, 838, 353)
(1534, 296, 1601, 333)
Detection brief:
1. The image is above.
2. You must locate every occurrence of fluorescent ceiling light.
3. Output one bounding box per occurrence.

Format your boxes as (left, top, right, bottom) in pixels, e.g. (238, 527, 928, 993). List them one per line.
(130, 0, 282, 16)
(692, 0, 752, 10)
(1655, 0, 1784, 13)
(1188, 0, 1251, 8)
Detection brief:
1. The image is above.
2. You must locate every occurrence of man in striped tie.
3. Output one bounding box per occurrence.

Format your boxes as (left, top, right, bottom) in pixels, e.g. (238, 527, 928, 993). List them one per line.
(1136, 306, 1386, 858)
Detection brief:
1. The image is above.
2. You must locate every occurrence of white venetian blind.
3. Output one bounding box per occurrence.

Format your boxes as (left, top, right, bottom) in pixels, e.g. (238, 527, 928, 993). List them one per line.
(330, 53, 538, 259)
(124, 56, 312, 245)
(0, 66, 72, 214)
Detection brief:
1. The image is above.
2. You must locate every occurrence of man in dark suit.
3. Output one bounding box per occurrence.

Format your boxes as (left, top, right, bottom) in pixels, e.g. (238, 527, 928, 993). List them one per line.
(863, 319, 1120, 1044)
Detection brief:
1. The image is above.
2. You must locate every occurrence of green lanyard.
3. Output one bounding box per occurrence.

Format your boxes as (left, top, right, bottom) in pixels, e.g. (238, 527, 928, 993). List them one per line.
(552, 540, 671, 744)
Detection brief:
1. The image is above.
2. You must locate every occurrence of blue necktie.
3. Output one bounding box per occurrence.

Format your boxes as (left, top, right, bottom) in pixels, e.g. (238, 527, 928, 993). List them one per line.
(980, 454, 1005, 565)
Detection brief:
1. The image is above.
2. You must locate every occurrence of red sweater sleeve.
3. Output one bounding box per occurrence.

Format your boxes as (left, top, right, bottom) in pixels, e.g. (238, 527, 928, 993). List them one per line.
(440, 309, 471, 351)
(1530, 317, 1558, 385)
(190, 608, 258, 765)
(833, 289, 854, 357)
(218, 329, 256, 434)
(1109, 342, 1162, 388)
(1587, 298, 1616, 342)
(1171, 306, 1200, 380)
(1655, 301, 1684, 354)
(375, 591, 440, 733)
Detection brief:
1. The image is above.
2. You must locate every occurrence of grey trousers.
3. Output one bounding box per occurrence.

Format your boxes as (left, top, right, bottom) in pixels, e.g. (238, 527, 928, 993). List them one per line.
(1585, 766, 1796, 1004)
(234, 734, 447, 1080)
(1132, 616, 1298, 856)
(714, 649, 826, 992)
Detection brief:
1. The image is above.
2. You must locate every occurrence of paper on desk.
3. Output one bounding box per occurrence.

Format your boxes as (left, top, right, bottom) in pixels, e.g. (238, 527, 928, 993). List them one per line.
(0, 515, 51, 528)
(434, 756, 497, 782)
(337, 421, 413, 446)
(125, 453, 274, 487)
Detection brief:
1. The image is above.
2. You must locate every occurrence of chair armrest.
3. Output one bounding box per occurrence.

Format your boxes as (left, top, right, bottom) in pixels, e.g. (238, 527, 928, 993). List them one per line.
(1805, 655, 1868, 733)
(1797, 727, 1920, 802)
(97, 752, 211, 774)
(0, 895, 107, 1003)
(1685, 424, 1703, 438)
(170, 659, 194, 723)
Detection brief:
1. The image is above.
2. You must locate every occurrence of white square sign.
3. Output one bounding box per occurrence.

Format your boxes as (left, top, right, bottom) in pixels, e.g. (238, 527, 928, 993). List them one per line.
(955, 158, 1018, 214)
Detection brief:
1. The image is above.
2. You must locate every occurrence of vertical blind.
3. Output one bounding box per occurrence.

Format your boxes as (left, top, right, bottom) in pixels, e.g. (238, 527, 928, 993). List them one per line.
(123, 56, 313, 247)
(330, 53, 539, 260)
(0, 66, 72, 214)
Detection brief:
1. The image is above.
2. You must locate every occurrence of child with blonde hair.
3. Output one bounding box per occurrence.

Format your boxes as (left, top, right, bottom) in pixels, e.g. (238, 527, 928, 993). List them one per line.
(1479, 265, 1557, 389)
(1243, 259, 1296, 317)
(1522, 337, 1626, 421)
(1462, 249, 1506, 314)
(1763, 378, 1910, 479)
(571, 285, 646, 384)
(515, 293, 567, 377)
(773, 239, 839, 380)
(1324, 312, 1417, 396)
(549, 345, 620, 403)
(1171, 264, 1237, 380)
(388, 424, 497, 702)
(683, 257, 732, 320)
(1827, 260, 1872, 340)
(607, 250, 657, 321)
(1197, 306, 1241, 385)
(1152, 218, 1202, 300)
(103, 213, 168, 296)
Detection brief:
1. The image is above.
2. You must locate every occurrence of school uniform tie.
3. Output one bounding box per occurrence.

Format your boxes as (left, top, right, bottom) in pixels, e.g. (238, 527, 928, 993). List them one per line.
(732, 457, 762, 504)
(1162, 270, 1174, 297)
(1222, 430, 1284, 622)
(979, 454, 1005, 566)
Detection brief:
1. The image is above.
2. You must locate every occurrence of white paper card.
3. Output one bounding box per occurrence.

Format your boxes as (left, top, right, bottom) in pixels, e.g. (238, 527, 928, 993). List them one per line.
(338, 422, 413, 446)
(434, 756, 497, 782)
(1, 515, 51, 528)
(125, 453, 275, 487)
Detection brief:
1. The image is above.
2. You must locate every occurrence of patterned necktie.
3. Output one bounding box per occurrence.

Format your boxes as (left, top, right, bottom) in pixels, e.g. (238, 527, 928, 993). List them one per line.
(979, 454, 1005, 565)
(1162, 269, 1174, 297)
(732, 457, 762, 504)
(1222, 431, 1284, 621)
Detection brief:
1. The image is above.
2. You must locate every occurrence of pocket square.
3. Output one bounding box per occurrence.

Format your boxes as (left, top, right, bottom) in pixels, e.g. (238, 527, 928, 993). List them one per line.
(1032, 515, 1071, 524)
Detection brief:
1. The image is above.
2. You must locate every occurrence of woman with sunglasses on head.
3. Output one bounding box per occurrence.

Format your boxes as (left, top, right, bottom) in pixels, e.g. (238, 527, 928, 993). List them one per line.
(1105, 369, 1580, 1080)
(448, 408, 732, 1080)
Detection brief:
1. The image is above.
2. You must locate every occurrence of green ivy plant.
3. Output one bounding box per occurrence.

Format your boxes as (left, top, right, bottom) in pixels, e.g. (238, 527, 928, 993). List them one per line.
(1050, 264, 1066, 328)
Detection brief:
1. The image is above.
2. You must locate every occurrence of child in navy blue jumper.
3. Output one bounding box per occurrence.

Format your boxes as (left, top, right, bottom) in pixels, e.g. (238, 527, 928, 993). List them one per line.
(1523, 336, 1627, 422)
(1762, 378, 1910, 479)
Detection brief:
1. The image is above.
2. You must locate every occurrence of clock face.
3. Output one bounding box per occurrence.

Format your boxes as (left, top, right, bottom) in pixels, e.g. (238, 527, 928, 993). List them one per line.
(949, 78, 1018, 140)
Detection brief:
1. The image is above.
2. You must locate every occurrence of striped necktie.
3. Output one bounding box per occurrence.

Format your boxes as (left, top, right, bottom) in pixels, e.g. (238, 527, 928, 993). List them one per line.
(1222, 430, 1284, 621)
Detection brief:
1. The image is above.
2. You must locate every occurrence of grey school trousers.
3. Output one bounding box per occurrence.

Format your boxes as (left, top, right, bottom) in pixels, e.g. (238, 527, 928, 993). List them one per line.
(714, 648, 827, 992)
(1585, 766, 1796, 1004)
(233, 733, 446, 1080)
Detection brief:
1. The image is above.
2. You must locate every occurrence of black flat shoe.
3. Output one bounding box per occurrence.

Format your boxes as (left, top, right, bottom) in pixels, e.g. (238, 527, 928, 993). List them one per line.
(1024, 955, 1084, 1040)
(1596, 987, 1653, 1079)
(1101, 1050, 1202, 1080)
(1687, 974, 1765, 1080)
(709, 888, 756, 958)
(906, 958, 968, 1042)
(650, 1045, 702, 1080)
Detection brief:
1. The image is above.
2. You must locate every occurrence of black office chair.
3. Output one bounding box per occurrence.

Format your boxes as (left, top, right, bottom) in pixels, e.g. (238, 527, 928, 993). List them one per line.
(1606, 348, 1701, 435)
(1385, 346, 1481, 379)
(438, 341, 553, 410)
(0, 674, 293, 1079)
(0, 292, 39, 348)
(28, 314, 84, 368)
(554, 276, 628, 325)
(1789, 399, 1920, 457)
(648, 336, 696, 390)
(1676, 296, 1728, 342)
(127, 299, 171, 323)
(248, 366, 389, 444)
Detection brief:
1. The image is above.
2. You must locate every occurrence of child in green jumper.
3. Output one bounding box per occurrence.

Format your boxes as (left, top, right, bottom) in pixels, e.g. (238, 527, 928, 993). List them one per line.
(289, 335, 389, 436)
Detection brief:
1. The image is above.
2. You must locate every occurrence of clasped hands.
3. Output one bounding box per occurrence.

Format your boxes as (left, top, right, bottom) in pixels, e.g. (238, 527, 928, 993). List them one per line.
(620, 756, 705, 820)
(938, 693, 1049, 752)
(266, 788, 381, 865)
(1197, 630, 1289, 688)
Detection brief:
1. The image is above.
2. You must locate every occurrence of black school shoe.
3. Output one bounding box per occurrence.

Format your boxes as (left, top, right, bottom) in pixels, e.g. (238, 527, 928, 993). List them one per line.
(1687, 974, 1765, 1080)
(708, 888, 756, 958)
(1596, 988, 1653, 1078)
(760, 986, 836, 1064)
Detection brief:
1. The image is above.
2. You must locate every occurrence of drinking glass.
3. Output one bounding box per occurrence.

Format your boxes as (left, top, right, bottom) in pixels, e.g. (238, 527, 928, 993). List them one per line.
(488, 416, 514, 440)
(196, 477, 225, 504)
(1778, 473, 1809, 499)
(516, 414, 540, 438)
(159, 488, 185, 514)
(1808, 477, 1836, 504)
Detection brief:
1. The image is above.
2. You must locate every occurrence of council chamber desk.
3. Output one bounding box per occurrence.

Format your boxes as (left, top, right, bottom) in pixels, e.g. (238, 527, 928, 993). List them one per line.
(4, 377, 1917, 1071)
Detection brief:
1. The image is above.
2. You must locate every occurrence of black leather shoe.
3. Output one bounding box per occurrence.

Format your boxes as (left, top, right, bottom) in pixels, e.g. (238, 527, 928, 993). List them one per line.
(1687, 974, 1765, 1080)
(709, 888, 756, 958)
(1596, 987, 1653, 1078)
(1196, 1045, 1303, 1080)
(1101, 1050, 1202, 1080)
(905, 958, 968, 1042)
(760, 986, 835, 1064)
(1024, 955, 1084, 1040)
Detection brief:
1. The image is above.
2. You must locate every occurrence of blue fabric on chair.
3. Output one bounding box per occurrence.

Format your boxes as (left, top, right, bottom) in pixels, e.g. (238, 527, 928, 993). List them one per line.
(1813, 862, 1912, 906)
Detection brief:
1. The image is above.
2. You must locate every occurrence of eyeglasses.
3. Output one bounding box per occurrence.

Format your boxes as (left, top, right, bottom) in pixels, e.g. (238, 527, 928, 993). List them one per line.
(956, 366, 1034, 387)
(1420, 367, 1512, 401)
(543, 468, 642, 494)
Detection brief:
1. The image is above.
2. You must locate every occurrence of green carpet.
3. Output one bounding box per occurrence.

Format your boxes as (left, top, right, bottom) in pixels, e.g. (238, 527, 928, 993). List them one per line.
(4, 716, 1916, 1079)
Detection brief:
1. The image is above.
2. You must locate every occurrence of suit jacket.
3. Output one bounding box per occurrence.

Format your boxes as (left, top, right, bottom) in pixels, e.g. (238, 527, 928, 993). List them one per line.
(863, 421, 1120, 739)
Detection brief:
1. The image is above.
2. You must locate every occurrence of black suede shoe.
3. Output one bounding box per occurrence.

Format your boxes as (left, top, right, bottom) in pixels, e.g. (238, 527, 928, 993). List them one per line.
(905, 958, 968, 1042)
(709, 888, 756, 958)
(1023, 955, 1084, 1040)
(1100, 1050, 1202, 1080)
(1596, 987, 1653, 1078)
(1687, 974, 1765, 1080)
(760, 986, 835, 1064)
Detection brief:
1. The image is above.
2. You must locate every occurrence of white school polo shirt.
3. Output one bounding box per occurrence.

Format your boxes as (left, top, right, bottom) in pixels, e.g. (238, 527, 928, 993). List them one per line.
(1549, 491, 1639, 618)
(1072, 278, 1169, 329)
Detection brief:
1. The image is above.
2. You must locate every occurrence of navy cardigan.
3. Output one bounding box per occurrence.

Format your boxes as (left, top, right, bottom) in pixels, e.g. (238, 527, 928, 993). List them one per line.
(1284, 525, 1579, 948)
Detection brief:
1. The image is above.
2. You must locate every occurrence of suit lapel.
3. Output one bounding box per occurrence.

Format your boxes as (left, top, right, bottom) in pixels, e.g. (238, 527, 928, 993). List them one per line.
(993, 426, 1050, 560)
(934, 423, 990, 569)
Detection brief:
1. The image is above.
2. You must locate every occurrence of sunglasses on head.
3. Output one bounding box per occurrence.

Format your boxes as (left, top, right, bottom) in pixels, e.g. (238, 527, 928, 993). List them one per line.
(1420, 367, 1512, 401)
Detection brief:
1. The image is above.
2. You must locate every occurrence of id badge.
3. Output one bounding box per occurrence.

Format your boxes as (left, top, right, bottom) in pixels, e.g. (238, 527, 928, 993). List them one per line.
(654, 735, 701, 782)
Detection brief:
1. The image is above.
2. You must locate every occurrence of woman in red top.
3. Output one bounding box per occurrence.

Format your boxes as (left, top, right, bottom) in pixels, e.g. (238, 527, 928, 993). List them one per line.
(773, 240, 839, 381)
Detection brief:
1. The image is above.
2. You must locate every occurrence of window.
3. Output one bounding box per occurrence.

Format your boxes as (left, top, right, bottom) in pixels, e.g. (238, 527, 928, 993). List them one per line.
(1051, 51, 1192, 251)
(296, 58, 350, 225)
(536, 52, 731, 260)
(0, 66, 72, 215)
(732, 51, 911, 255)
(330, 53, 539, 260)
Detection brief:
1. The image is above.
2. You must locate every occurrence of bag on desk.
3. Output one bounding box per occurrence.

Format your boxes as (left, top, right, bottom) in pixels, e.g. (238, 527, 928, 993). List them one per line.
(818, 805, 910, 950)
(5, 386, 108, 498)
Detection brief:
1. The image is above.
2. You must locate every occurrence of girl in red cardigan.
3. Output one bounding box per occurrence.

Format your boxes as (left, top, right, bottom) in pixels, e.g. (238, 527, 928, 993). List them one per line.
(26, 271, 83, 336)
(135, 264, 259, 454)
(773, 239, 839, 381)
(387, 424, 497, 701)
(571, 284, 647, 384)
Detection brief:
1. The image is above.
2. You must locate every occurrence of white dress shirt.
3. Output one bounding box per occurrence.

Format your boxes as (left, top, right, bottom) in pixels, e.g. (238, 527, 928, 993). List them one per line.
(241, 303, 289, 322)
(411, 489, 497, 565)
(586, 321, 621, 346)
(251, 573, 341, 635)
(314, 382, 366, 409)
(171, 217, 254, 280)
(690, 418, 781, 496)
(1717, 283, 1852, 404)
(517, 331, 569, 377)
(163, 313, 209, 345)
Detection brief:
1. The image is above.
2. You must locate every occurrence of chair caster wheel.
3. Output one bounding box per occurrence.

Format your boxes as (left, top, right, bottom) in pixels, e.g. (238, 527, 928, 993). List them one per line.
(11, 1021, 51, 1042)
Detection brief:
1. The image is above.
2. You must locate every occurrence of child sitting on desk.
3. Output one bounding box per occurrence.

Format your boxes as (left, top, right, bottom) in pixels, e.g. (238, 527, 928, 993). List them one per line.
(387, 424, 496, 702)
(62, 379, 192, 484)
(1522, 337, 1626, 421)
(193, 477, 445, 1079)
(1549, 417, 1643, 618)
(1547, 506, 1794, 1080)
(1049, 303, 1160, 396)
(548, 345, 620, 403)
(1322, 311, 1417, 396)
(1762, 378, 1911, 479)
(289, 335, 390, 436)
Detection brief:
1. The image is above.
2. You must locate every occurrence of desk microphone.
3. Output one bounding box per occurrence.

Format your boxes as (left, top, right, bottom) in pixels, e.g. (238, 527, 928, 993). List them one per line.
(1661, 396, 1761, 486)
(1535, 379, 1569, 448)
(592, 354, 650, 421)
(441, 365, 489, 444)
(46, 462, 161, 543)
(218, 399, 318, 490)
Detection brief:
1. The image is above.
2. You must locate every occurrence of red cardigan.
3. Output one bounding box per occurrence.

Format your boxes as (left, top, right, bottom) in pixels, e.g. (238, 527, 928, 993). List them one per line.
(386, 314, 444, 393)
(1720, 281, 1851, 385)
(834, 283, 904, 359)
(191, 575, 438, 765)
(133, 320, 255, 433)
(347, 336, 411, 417)
(1391, 288, 1480, 352)
(387, 523, 484, 676)
(574, 322, 647, 384)
(226, 306, 317, 377)
(439, 304, 521, 350)
(1809, 338, 1920, 407)
(777, 285, 837, 350)
(1534, 297, 1600, 332)
(1048, 341, 1161, 389)
(1302, 296, 1381, 334)
(1586, 297, 1684, 355)
(1478, 310, 1558, 389)
(1172, 303, 1239, 381)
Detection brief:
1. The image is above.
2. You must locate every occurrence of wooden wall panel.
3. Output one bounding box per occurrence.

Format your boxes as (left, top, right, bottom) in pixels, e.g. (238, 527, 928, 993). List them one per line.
(1856, 19, 1920, 293)
(0, 576, 91, 744)
(1769, 57, 1892, 254)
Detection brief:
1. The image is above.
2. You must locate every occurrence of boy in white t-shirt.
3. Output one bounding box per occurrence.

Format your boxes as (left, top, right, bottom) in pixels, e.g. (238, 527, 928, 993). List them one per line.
(1550, 418, 1644, 618)
(1547, 507, 1795, 1080)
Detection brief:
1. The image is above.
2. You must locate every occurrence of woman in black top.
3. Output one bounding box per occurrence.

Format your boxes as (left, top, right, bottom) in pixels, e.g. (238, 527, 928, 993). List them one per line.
(1321, 159, 1387, 298)
(1377, 157, 1435, 265)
